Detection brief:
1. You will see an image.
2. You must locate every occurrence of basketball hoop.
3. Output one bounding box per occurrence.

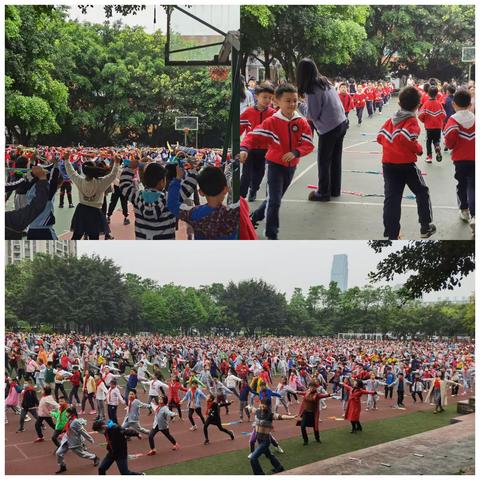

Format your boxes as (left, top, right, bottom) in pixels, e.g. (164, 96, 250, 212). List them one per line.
(183, 128, 190, 135)
(209, 66, 230, 81)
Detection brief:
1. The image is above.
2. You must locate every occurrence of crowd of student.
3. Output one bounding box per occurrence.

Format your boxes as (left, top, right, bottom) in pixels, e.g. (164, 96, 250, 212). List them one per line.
(5, 146, 239, 241)
(5, 333, 474, 475)
(240, 63, 475, 240)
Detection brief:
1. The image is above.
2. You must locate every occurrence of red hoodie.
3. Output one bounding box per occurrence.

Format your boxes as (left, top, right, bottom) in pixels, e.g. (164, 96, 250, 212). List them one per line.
(353, 92, 366, 108)
(377, 113, 423, 164)
(338, 92, 354, 113)
(240, 106, 276, 142)
(418, 99, 446, 129)
(443, 111, 475, 161)
(241, 110, 314, 167)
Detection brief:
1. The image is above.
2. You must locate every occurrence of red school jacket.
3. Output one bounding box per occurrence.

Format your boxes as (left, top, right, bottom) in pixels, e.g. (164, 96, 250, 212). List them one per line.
(338, 92, 355, 113)
(241, 110, 314, 168)
(443, 112, 475, 161)
(353, 92, 366, 108)
(364, 87, 376, 101)
(418, 99, 446, 129)
(343, 384, 375, 422)
(240, 105, 276, 140)
(377, 115, 423, 164)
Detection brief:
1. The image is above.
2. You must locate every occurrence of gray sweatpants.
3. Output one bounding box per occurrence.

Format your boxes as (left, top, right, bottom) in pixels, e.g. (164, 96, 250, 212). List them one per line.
(96, 399, 106, 419)
(56, 443, 96, 466)
(122, 419, 149, 434)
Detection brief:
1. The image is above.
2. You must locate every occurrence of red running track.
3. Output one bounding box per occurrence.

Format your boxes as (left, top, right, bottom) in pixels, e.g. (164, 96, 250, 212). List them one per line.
(6, 386, 464, 475)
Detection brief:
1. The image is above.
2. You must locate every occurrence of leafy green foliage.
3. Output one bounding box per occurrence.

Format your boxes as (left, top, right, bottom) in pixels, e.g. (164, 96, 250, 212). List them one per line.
(5, 5, 230, 146)
(369, 241, 475, 300)
(241, 5, 474, 80)
(6, 252, 474, 337)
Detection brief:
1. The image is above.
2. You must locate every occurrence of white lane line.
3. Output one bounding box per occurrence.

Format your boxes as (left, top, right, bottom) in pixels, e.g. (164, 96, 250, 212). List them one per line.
(256, 198, 458, 210)
(290, 139, 376, 187)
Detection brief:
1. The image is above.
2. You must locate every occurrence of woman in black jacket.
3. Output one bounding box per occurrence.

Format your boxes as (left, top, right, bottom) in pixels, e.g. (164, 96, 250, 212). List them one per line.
(203, 394, 235, 445)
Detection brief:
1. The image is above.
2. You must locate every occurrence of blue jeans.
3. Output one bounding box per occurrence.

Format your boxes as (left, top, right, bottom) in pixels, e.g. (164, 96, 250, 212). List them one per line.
(251, 161, 296, 239)
(250, 438, 283, 475)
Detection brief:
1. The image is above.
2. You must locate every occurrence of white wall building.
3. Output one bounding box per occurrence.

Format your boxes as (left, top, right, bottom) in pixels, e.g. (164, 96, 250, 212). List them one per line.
(5, 241, 77, 265)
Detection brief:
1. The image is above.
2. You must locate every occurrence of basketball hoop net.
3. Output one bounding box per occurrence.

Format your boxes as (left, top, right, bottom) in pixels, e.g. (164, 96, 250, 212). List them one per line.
(209, 66, 230, 81)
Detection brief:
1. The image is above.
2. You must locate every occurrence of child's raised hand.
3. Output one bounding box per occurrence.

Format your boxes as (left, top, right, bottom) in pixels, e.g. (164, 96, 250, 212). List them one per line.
(282, 152, 295, 163)
(239, 151, 248, 164)
(114, 154, 123, 166)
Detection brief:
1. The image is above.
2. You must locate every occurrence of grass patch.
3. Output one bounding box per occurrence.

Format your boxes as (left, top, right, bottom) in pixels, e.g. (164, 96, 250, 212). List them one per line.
(147, 405, 459, 475)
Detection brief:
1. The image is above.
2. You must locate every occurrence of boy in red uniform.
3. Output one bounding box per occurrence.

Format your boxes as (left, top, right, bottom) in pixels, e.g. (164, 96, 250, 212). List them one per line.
(418, 86, 446, 163)
(240, 82, 276, 201)
(374, 83, 384, 113)
(364, 81, 375, 117)
(443, 89, 475, 235)
(353, 86, 366, 124)
(240, 83, 314, 240)
(338, 83, 355, 121)
(377, 86, 436, 240)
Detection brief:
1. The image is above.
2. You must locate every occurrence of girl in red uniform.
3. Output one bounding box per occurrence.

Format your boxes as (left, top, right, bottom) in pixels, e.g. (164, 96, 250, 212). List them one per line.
(341, 379, 375, 433)
(353, 86, 367, 125)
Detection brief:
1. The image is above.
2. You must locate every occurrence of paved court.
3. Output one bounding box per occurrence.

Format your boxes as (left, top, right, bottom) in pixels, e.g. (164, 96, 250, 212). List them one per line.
(247, 100, 472, 240)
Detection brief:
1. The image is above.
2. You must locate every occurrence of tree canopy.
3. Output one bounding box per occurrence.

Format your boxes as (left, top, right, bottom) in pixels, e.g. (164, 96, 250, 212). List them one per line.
(6, 253, 474, 337)
(241, 5, 475, 81)
(5, 5, 230, 146)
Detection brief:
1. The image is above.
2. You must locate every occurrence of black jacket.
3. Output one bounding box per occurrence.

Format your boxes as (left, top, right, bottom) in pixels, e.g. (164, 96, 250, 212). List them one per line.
(104, 424, 140, 459)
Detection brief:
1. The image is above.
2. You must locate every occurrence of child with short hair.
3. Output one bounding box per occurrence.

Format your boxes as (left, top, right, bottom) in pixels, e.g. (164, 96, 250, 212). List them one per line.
(169, 165, 239, 239)
(120, 156, 196, 240)
(377, 86, 436, 240)
(443, 89, 475, 235)
(240, 83, 314, 240)
(338, 83, 355, 121)
(240, 82, 276, 201)
(418, 86, 446, 163)
(353, 86, 367, 125)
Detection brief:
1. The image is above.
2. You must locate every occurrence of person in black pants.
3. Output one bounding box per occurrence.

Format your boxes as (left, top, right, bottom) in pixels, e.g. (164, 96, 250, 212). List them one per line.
(92, 419, 143, 475)
(203, 395, 235, 445)
(17, 379, 39, 432)
(107, 184, 130, 225)
(240, 149, 266, 202)
(34, 386, 57, 441)
(311, 121, 347, 201)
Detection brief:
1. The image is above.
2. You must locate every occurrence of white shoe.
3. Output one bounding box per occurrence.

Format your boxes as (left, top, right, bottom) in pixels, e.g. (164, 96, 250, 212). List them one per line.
(247, 453, 253, 459)
(25, 416, 31, 422)
(276, 446, 284, 454)
(189, 425, 197, 431)
(459, 209, 470, 222)
(469, 217, 475, 235)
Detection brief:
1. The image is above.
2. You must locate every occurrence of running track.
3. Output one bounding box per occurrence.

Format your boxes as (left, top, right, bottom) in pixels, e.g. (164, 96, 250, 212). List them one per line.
(5, 383, 466, 475)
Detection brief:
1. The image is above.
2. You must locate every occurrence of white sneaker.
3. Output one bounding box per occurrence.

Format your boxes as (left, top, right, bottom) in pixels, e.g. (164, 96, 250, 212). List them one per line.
(459, 209, 470, 222)
(25, 416, 31, 422)
(276, 446, 285, 454)
(247, 453, 253, 459)
(189, 425, 197, 431)
(469, 217, 475, 235)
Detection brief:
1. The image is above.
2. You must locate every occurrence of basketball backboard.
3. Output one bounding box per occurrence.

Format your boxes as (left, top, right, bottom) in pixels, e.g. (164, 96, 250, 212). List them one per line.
(165, 5, 240, 66)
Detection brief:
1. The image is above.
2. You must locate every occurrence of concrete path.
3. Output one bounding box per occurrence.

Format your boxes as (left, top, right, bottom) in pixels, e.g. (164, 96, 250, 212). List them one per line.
(282, 413, 475, 475)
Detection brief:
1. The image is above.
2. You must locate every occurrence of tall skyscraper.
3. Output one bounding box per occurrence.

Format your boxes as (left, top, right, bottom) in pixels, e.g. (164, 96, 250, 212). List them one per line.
(330, 254, 348, 291)
(5, 241, 77, 265)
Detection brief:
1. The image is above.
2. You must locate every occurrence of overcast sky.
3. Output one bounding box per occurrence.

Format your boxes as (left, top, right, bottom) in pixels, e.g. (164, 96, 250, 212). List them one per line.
(77, 241, 474, 301)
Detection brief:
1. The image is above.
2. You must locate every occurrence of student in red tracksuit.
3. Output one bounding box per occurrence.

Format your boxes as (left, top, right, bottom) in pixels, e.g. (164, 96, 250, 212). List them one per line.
(240, 82, 276, 201)
(418, 86, 446, 163)
(374, 83, 384, 113)
(338, 83, 355, 122)
(240, 83, 314, 240)
(377, 86, 436, 240)
(353, 87, 367, 125)
(443, 89, 475, 235)
(364, 82, 375, 117)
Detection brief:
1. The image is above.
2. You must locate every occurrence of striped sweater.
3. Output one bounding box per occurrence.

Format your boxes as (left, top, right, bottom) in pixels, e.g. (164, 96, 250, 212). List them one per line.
(120, 167, 197, 240)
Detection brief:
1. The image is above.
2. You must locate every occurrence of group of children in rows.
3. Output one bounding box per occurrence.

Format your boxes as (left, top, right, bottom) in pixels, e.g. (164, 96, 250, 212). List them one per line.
(240, 68, 475, 240)
(6, 332, 472, 475)
(5, 146, 239, 240)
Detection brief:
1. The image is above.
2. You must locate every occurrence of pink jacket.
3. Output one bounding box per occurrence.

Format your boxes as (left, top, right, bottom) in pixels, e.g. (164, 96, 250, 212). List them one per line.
(37, 395, 59, 417)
